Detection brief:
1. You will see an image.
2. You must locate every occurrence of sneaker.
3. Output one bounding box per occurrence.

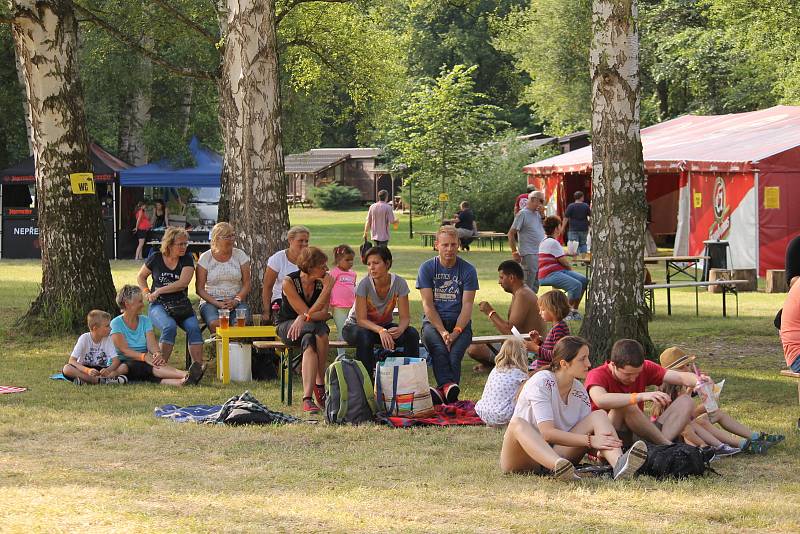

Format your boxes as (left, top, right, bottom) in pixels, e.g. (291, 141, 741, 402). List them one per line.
(758, 432, 785, 443)
(303, 397, 320, 414)
(552, 457, 579, 481)
(430, 386, 445, 405)
(313, 384, 326, 408)
(714, 444, 742, 457)
(73, 377, 85, 386)
(443, 382, 460, 404)
(184, 361, 206, 386)
(613, 440, 648, 480)
(743, 440, 772, 454)
(99, 375, 128, 385)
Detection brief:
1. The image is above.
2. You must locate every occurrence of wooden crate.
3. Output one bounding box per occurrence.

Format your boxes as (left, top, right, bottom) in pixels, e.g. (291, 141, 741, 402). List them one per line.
(708, 268, 733, 294)
(732, 268, 757, 292)
(766, 269, 787, 293)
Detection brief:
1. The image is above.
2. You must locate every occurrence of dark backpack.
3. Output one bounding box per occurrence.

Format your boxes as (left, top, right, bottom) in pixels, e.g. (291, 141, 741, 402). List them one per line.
(360, 238, 373, 264)
(637, 443, 717, 479)
(325, 358, 378, 424)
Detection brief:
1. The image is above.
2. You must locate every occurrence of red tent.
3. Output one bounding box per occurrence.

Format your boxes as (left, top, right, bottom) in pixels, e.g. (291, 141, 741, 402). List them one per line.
(523, 105, 800, 275)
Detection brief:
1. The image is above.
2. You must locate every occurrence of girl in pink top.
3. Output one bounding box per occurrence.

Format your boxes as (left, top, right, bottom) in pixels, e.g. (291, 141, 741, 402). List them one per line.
(330, 244, 357, 357)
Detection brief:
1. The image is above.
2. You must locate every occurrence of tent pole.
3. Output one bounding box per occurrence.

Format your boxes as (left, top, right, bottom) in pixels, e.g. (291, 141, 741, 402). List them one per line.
(0, 183, 3, 259)
(112, 182, 118, 259)
(754, 172, 760, 275)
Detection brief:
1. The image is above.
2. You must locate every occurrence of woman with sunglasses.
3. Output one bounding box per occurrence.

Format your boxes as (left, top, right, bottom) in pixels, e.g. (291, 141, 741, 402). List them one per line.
(137, 227, 205, 379)
(196, 222, 252, 333)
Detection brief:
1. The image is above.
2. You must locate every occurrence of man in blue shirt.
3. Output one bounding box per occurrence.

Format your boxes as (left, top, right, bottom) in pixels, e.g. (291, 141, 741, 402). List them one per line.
(564, 191, 591, 254)
(417, 226, 479, 403)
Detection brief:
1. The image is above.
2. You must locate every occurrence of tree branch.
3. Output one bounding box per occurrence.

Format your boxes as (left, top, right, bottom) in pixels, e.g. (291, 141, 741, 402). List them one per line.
(279, 37, 347, 79)
(73, 3, 217, 81)
(150, 0, 218, 45)
(276, 0, 351, 25)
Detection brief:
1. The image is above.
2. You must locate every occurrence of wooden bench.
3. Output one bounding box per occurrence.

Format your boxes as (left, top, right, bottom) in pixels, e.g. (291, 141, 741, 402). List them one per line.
(644, 279, 748, 317)
(417, 231, 507, 251)
(253, 334, 528, 406)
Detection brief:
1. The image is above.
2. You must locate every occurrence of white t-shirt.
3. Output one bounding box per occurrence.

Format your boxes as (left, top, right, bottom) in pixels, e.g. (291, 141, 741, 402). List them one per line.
(70, 332, 118, 367)
(513, 370, 591, 431)
(538, 237, 565, 257)
(267, 250, 299, 303)
(197, 248, 250, 303)
(475, 367, 528, 427)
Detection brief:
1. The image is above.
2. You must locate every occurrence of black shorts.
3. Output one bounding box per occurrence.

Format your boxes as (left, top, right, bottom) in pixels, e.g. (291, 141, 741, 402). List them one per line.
(123, 360, 161, 383)
(135, 229, 148, 240)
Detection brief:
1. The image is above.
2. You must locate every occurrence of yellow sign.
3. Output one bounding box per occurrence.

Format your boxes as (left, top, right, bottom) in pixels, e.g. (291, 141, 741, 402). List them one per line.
(764, 186, 780, 209)
(438, 192, 449, 202)
(70, 173, 95, 195)
(693, 191, 702, 208)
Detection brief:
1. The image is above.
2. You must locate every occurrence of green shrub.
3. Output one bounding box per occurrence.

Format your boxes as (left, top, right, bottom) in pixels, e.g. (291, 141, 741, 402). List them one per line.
(307, 183, 362, 210)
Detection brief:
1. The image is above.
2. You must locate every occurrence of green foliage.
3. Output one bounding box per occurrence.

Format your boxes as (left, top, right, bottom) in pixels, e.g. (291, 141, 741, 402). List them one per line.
(307, 183, 362, 210)
(461, 133, 559, 232)
(0, 26, 30, 169)
(389, 64, 505, 217)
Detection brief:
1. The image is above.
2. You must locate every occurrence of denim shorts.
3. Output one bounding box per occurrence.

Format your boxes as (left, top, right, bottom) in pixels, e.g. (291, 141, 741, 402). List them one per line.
(199, 301, 251, 326)
(791, 355, 800, 373)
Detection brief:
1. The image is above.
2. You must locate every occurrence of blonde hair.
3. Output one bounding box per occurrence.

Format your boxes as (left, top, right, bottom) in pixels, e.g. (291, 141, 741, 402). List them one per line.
(210, 222, 235, 253)
(287, 225, 310, 241)
(539, 290, 570, 321)
(160, 226, 189, 255)
(495, 338, 528, 372)
(116, 285, 142, 311)
(87, 309, 111, 329)
(435, 225, 459, 241)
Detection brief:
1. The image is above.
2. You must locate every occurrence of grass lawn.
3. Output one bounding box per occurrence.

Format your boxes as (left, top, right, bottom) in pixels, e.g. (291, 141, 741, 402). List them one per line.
(0, 208, 798, 532)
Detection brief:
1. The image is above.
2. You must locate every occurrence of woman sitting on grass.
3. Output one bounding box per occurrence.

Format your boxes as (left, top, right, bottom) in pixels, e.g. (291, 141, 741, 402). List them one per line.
(110, 285, 202, 386)
(501, 336, 647, 481)
(475, 338, 529, 427)
(537, 215, 587, 321)
(653, 347, 784, 454)
(275, 247, 333, 414)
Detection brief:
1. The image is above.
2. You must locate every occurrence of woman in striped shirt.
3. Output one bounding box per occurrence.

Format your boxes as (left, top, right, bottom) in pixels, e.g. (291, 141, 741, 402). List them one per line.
(537, 215, 587, 320)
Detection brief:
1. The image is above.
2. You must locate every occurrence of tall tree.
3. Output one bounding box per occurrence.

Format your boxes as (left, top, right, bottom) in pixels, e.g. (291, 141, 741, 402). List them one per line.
(7, 0, 117, 331)
(579, 0, 654, 362)
(217, 0, 289, 314)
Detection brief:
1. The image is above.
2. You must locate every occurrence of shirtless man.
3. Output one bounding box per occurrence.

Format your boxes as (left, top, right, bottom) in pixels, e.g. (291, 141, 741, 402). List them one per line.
(468, 260, 546, 371)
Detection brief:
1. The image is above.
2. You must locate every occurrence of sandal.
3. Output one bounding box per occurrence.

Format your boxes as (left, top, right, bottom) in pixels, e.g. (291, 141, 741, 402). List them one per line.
(758, 432, 785, 443)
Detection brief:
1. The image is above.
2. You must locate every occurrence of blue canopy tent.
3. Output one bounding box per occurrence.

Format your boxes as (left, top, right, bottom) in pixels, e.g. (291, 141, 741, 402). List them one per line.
(120, 137, 222, 187)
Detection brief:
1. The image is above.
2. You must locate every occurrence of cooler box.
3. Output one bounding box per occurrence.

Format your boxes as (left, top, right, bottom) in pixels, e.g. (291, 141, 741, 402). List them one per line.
(216, 341, 252, 382)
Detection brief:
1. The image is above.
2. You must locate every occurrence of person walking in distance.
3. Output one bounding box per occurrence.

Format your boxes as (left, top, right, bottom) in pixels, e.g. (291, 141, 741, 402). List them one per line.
(364, 190, 397, 246)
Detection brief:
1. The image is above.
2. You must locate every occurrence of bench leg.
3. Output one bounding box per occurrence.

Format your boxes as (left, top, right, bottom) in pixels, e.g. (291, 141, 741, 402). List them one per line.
(280, 350, 286, 404)
(722, 288, 727, 317)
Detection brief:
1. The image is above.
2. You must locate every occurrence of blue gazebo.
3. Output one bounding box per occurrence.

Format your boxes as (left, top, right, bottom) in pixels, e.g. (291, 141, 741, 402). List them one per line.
(120, 137, 221, 187)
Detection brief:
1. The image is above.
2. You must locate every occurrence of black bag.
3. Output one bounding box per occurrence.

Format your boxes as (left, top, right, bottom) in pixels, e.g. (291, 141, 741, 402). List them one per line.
(637, 443, 716, 479)
(252, 348, 279, 381)
(160, 297, 195, 322)
(360, 238, 373, 264)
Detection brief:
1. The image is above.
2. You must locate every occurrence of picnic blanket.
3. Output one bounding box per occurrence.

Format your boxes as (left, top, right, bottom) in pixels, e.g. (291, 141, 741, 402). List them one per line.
(155, 391, 299, 425)
(50, 373, 69, 381)
(379, 400, 484, 428)
(0, 386, 26, 394)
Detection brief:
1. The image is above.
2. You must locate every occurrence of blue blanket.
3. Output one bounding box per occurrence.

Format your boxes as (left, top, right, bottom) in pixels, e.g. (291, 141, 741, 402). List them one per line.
(155, 391, 299, 425)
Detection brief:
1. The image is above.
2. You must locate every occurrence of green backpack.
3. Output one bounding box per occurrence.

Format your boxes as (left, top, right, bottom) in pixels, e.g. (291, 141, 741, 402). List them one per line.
(324, 358, 378, 424)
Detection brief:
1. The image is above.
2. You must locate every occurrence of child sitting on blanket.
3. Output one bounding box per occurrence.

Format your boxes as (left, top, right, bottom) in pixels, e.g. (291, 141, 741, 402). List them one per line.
(526, 290, 570, 370)
(653, 347, 784, 454)
(63, 310, 128, 385)
(475, 339, 529, 427)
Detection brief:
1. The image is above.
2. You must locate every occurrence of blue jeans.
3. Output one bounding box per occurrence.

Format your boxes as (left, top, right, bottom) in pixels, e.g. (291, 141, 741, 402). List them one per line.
(568, 230, 589, 253)
(149, 303, 204, 346)
(199, 300, 251, 327)
(538, 270, 588, 301)
(421, 319, 472, 387)
(791, 355, 800, 373)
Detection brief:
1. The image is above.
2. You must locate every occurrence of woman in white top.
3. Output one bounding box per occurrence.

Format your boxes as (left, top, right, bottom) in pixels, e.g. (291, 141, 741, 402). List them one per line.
(261, 225, 310, 323)
(501, 336, 648, 481)
(196, 222, 252, 333)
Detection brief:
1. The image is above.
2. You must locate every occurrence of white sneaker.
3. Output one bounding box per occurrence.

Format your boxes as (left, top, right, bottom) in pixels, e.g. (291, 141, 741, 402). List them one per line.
(613, 440, 648, 480)
(714, 444, 742, 458)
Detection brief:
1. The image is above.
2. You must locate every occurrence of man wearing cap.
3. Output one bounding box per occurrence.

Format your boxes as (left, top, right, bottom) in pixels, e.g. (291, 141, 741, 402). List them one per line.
(584, 338, 710, 445)
(514, 184, 537, 214)
(508, 190, 546, 292)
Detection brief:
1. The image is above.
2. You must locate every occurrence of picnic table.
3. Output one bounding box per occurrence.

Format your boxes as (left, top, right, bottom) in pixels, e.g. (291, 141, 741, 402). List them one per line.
(417, 231, 507, 251)
(644, 279, 748, 317)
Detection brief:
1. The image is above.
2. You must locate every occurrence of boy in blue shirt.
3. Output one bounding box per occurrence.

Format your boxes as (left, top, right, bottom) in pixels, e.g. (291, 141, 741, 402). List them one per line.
(417, 226, 479, 403)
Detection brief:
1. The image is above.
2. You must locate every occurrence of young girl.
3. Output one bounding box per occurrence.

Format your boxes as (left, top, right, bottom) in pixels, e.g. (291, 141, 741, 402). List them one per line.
(526, 290, 571, 370)
(503, 336, 648, 481)
(330, 245, 357, 358)
(133, 201, 152, 260)
(475, 339, 529, 427)
(654, 347, 784, 454)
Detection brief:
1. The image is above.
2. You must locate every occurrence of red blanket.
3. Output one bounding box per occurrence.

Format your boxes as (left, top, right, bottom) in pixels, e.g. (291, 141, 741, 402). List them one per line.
(379, 400, 484, 428)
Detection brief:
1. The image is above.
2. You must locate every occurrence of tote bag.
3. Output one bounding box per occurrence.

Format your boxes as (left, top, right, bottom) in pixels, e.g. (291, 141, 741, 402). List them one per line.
(375, 357, 434, 418)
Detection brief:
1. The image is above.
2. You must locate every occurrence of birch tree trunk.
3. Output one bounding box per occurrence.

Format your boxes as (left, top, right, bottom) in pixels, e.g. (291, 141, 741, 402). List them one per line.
(11, 0, 117, 331)
(217, 0, 289, 314)
(579, 0, 654, 363)
(118, 39, 151, 166)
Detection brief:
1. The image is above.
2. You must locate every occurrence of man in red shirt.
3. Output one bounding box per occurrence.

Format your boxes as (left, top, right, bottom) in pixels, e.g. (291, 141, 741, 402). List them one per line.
(585, 339, 706, 445)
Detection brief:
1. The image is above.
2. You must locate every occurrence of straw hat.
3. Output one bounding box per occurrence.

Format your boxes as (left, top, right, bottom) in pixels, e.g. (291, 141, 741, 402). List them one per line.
(659, 347, 697, 370)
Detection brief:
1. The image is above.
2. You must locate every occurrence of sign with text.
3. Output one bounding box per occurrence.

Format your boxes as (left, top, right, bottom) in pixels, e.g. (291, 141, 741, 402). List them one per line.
(763, 186, 780, 209)
(438, 192, 449, 202)
(69, 173, 95, 195)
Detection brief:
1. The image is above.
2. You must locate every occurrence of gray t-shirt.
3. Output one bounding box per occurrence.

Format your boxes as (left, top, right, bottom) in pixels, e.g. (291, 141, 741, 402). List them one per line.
(345, 274, 409, 328)
(510, 208, 545, 255)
